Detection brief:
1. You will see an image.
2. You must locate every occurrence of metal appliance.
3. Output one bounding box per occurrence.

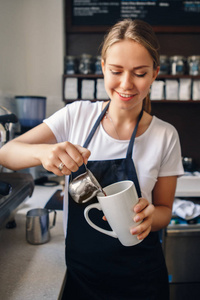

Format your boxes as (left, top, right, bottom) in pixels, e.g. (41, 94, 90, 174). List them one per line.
(162, 175, 200, 300)
(0, 172, 34, 228)
(0, 106, 34, 228)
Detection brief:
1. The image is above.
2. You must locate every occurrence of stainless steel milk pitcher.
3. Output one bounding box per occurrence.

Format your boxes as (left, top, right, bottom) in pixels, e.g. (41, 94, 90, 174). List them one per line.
(26, 208, 56, 245)
(69, 164, 104, 204)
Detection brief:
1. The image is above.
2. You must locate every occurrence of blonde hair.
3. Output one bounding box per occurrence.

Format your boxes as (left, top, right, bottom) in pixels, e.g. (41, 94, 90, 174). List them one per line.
(101, 19, 160, 113)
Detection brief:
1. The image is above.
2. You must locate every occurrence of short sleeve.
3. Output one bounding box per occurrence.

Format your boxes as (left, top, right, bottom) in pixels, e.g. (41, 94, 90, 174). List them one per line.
(159, 127, 184, 177)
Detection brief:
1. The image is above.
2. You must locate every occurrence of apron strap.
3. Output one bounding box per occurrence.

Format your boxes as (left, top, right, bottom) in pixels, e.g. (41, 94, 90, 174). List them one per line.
(126, 109, 143, 158)
(129, 160, 142, 198)
(83, 101, 110, 149)
(126, 109, 143, 198)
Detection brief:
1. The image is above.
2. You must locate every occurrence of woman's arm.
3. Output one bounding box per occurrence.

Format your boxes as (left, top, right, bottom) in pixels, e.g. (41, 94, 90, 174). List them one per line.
(130, 176, 177, 240)
(0, 123, 90, 176)
(151, 175, 177, 231)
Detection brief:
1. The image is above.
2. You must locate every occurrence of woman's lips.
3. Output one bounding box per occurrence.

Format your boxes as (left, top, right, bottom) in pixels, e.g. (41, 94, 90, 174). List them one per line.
(116, 91, 136, 101)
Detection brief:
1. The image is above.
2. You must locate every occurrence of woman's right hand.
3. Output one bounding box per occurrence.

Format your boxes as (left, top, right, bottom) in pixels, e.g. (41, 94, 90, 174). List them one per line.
(40, 142, 91, 176)
(0, 123, 90, 175)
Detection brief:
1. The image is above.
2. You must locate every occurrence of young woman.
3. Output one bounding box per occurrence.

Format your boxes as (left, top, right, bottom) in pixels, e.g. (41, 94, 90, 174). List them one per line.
(0, 19, 183, 299)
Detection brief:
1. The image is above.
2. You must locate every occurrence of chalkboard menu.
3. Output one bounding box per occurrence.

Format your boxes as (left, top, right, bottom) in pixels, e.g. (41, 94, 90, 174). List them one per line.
(66, 0, 200, 32)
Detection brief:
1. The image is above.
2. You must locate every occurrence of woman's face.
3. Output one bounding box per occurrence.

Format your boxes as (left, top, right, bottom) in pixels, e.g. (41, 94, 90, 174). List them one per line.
(101, 39, 159, 112)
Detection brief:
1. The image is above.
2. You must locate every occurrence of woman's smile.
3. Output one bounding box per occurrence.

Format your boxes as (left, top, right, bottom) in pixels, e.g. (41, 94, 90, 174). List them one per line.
(115, 90, 137, 101)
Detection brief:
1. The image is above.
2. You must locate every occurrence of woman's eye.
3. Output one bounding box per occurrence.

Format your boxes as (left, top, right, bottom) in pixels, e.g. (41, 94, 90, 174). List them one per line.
(135, 72, 147, 78)
(110, 70, 121, 75)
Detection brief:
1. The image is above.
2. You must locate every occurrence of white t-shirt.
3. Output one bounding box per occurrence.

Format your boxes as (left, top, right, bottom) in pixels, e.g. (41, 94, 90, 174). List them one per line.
(44, 101, 184, 235)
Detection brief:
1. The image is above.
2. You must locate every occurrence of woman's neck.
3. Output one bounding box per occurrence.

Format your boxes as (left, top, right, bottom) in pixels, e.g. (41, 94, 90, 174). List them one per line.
(108, 102, 143, 126)
(102, 101, 152, 139)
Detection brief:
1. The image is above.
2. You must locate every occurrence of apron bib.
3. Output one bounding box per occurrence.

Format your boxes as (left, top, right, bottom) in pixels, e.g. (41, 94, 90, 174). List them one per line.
(62, 102, 169, 300)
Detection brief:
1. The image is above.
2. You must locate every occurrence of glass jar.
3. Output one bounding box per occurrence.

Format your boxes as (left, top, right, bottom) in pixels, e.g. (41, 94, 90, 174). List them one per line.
(159, 55, 170, 75)
(64, 56, 77, 74)
(188, 56, 200, 76)
(94, 56, 103, 74)
(78, 54, 94, 74)
(170, 56, 186, 75)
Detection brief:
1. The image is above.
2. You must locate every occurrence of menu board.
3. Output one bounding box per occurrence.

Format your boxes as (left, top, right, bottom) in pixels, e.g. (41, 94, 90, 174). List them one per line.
(67, 0, 200, 31)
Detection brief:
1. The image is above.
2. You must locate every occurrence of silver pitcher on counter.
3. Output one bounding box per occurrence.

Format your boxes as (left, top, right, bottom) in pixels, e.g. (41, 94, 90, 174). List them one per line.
(26, 208, 57, 245)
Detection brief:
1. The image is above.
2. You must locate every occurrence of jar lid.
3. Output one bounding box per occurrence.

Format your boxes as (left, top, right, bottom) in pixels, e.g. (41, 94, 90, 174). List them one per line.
(65, 55, 76, 60)
(79, 53, 93, 60)
(170, 55, 186, 61)
(160, 55, 169, 60)
(188, 55, 200, 61)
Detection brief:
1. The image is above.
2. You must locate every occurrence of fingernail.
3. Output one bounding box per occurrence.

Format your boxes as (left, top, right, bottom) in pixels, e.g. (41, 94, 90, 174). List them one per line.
(134, 216, 140, 222)
(130, 228, 137, 235)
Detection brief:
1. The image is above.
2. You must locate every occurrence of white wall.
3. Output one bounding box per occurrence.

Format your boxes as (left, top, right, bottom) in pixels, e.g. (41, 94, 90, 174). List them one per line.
(0, 0, 64, 117)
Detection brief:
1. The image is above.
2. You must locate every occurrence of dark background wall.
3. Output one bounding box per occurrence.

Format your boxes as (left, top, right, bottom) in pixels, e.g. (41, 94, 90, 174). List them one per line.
(66, 32, 200, 57)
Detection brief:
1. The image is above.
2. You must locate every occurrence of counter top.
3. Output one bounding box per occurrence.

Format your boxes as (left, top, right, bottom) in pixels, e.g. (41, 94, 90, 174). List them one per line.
(0, 184, 66, 300)
(175, 175, 200, 197)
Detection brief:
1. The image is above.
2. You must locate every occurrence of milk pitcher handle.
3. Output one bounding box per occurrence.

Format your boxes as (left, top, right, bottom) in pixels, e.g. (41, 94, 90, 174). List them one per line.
(48, 209, 57, 229)
(84, 203, 117, 238)
(69, 164, 88, 182)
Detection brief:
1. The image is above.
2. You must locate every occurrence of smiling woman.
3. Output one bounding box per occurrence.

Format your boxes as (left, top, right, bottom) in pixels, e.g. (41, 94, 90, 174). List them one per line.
(0, 19, 184, 300)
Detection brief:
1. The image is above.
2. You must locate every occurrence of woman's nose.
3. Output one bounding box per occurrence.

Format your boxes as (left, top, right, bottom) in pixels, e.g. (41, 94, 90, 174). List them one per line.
(120, 72, 134, 90)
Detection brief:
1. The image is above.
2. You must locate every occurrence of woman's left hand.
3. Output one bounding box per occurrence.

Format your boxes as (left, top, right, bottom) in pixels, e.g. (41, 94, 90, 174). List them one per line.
(130, 198, 155, 240)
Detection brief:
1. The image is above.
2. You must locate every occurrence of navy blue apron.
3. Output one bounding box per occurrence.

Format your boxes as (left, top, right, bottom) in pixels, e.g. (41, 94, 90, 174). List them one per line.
(62, 102, 169, 300)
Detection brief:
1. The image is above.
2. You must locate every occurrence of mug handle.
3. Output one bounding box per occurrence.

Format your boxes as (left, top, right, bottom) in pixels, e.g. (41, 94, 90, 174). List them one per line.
(48, 209, 57, 229)
(84, 203, 117, 238)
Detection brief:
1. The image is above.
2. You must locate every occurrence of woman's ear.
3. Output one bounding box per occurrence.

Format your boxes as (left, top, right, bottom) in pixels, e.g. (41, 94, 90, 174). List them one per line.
(153, 66, 160, 80)
(101, 59, 105, 75)
(151, 66, 160, 84)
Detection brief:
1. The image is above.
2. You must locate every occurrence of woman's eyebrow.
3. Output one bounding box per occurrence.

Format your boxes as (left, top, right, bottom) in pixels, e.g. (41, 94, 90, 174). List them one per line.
(134, 65, 151, 70)
(108, 64, 123, 68)
(108, 64, 151, 70)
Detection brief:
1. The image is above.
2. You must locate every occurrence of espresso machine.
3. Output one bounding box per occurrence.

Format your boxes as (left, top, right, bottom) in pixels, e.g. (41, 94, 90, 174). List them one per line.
(0, 106, 34, 228)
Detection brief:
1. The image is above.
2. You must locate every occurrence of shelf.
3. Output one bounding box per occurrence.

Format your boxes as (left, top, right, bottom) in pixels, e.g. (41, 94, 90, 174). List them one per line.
(63, 74, 200, 79)
(64, 99, 200, 104)
(151, 100, 200, 103)
(64, 99, 105, 103)
(157, 75, 200, 80)
(63, 74, 103, 78)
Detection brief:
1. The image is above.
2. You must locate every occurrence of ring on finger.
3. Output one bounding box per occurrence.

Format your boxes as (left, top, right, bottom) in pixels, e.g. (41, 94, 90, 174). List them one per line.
(58, 162, 64, 172)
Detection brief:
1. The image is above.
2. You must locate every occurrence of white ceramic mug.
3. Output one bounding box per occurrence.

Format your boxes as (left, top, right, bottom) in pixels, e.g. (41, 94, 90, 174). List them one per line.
(84, 180, 142, 247)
